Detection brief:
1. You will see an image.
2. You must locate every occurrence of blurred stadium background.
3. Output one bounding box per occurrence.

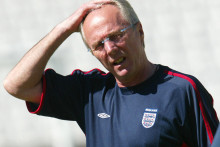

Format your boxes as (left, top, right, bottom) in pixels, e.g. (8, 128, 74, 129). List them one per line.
(0, 0, 219, 146)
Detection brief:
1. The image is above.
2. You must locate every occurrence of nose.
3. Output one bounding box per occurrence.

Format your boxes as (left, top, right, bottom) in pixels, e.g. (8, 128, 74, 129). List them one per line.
(104, 40, 117, 55)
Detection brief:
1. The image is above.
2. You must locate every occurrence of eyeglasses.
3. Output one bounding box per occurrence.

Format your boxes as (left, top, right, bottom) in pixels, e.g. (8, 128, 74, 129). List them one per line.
(90, 22, 138, 52)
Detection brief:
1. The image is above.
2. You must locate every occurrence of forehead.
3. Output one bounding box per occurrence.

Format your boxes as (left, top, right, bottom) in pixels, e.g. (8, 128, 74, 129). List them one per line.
(83, 5, 129, 46)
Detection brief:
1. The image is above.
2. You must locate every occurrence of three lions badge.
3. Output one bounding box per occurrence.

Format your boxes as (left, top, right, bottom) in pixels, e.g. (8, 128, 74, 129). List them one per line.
(142, 108, 157, 128)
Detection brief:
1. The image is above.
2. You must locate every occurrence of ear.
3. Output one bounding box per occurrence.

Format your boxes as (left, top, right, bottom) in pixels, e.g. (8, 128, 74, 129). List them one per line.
(137, 22, 145, 47)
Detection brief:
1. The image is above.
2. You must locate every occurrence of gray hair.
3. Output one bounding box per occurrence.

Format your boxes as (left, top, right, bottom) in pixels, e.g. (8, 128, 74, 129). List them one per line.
(80, 0, 140, 51)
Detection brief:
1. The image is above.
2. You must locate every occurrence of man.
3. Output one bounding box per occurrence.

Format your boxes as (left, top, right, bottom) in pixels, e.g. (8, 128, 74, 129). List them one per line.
(3, 0, 219, 146)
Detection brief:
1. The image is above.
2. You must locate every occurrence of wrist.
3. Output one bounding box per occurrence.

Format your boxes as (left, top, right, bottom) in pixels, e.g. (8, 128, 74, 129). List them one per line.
(54, 21, 74, 38)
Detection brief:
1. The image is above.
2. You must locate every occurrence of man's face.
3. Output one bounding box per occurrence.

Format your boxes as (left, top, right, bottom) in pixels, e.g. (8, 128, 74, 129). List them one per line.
(83, 5, 146, 85)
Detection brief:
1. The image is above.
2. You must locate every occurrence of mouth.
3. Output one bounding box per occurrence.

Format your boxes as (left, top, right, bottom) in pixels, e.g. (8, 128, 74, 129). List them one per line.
(113, 57, 126, 65)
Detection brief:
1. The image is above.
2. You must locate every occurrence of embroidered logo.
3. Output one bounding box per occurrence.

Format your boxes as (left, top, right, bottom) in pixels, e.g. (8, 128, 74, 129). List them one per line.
(97, 113, 110, 119)
(142, 108, 157, 128)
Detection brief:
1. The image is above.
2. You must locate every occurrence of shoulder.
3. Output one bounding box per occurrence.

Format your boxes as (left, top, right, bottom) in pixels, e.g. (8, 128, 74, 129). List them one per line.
(159, 65, 212, 106)
(160, 65, 202, 90)
(157, 65, 211, 104)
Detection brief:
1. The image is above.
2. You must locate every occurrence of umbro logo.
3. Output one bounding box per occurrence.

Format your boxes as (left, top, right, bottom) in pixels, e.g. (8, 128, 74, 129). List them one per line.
(97, 113, 110, 119)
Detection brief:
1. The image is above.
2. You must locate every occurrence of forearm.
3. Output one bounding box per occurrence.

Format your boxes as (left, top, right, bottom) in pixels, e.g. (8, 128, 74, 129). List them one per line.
(3, 24, 71, 102)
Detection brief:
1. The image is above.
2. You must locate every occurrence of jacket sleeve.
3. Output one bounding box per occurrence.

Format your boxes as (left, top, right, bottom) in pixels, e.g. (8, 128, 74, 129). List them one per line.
(184, 76, 219, 147)
(26, 69, 86, 121)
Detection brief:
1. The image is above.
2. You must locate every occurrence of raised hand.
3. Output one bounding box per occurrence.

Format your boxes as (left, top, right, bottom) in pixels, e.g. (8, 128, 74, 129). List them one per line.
(58, 0, 114, 34)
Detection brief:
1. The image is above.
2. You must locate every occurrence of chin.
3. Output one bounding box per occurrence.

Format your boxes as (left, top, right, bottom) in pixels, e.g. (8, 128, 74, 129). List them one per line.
(114, 69, 131, 78)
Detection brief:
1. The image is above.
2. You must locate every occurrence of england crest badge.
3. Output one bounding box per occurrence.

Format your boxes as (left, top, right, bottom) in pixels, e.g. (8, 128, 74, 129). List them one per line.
(142, 108, 158, 128)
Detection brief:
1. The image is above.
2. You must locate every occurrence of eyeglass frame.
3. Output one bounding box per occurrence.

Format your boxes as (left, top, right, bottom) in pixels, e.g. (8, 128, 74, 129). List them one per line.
(89, 22, 139, 52)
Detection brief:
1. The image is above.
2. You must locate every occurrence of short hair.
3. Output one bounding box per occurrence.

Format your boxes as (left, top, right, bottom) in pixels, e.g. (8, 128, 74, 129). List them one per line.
(80, 0, 140, 51)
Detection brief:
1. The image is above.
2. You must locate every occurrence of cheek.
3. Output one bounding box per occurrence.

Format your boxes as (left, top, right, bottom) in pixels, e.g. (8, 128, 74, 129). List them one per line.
(94, 52, 108, 64)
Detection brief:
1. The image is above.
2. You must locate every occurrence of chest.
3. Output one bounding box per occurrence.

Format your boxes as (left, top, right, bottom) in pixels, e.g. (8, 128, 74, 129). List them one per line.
(84, 87, 187, 147)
